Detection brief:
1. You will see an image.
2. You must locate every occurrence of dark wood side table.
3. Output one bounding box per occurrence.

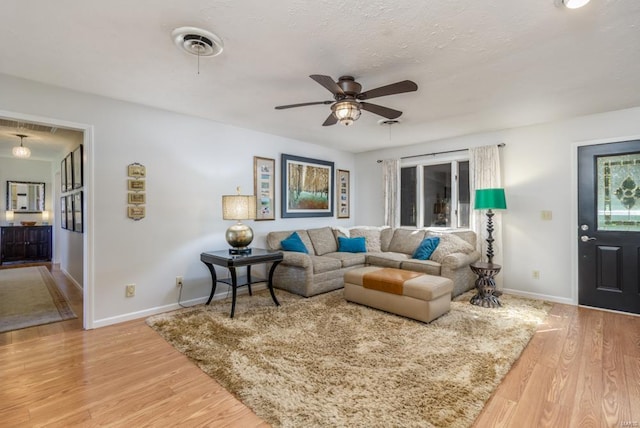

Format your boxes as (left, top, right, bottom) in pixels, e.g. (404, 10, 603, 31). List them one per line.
(200, 248, 283, 318)
(469, 262, 502, 308)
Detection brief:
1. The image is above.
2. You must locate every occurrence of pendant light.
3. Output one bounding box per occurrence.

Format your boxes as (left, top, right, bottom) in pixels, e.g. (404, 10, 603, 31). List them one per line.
(12, 134, 31, 159)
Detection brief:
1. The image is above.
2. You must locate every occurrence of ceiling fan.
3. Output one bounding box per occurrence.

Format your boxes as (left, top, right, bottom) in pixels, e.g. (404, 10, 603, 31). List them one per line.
(275, 75, 418, 126)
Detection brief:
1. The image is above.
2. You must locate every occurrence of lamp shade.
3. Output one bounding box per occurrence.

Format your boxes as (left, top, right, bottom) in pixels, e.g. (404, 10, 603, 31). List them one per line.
(474, 188, 507, 210)
(222, 195, 256, 220)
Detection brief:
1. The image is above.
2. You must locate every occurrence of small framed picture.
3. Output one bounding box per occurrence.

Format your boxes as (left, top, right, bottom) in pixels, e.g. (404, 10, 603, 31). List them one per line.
(61, 158, 68, 192)
(127, 192, 146, 204)
(73, 191, 83, 233)
(60, 196, 67, 229)
(66, 194, 74, 229)
(65, 153, 73, 193)
(72, 145, 83, 189)
(128, 206, 146, 220)
(127, 163, 146, 178)
(337, 169, 350, 219)
(128, 179, 145, 191)
(253, 156, 276, 220)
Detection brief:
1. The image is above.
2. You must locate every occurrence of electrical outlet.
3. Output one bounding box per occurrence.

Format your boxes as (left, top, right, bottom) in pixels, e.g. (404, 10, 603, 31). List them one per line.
(532, 271, 540, 280)
(126, 284, 136, 297)
(176, 276, 183, 287)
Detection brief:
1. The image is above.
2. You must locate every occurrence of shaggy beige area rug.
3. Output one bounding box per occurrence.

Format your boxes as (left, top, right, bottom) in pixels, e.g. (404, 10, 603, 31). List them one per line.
(147, 289, 551, 428)
(0, 266, 76, 333)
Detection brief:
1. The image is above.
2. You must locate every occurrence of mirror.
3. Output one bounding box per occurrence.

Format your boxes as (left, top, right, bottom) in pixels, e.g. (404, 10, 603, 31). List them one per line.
(6, 181, 45, 213)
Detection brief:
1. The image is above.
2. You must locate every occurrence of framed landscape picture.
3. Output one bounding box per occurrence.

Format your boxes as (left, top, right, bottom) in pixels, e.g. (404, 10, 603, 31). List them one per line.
(337, 169, 350, 218)
(254, 156, 275, 220)
(281, 154, 334, 218)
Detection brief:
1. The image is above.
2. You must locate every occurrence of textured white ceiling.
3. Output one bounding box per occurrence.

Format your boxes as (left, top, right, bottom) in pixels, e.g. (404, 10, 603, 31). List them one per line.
(1, 0, 639, 156)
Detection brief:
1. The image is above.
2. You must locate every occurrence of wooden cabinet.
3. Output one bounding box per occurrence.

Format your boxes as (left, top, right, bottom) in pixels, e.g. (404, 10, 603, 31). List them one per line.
(0, 225, 52, 265)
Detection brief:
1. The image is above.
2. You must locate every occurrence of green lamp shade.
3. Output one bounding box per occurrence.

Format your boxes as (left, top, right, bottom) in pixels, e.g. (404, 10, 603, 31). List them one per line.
(474, 188, 507, 210)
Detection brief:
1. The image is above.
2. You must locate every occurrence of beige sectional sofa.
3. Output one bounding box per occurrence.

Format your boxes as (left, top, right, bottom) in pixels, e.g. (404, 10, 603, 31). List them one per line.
(265, 226, 480, 298)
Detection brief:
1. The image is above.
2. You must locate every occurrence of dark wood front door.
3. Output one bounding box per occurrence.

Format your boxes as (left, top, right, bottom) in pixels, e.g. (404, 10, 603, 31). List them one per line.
(578, 140, 640, 314)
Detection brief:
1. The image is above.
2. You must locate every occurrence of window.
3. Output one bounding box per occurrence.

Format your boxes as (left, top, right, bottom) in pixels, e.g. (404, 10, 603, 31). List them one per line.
(400, 158, 469, 228)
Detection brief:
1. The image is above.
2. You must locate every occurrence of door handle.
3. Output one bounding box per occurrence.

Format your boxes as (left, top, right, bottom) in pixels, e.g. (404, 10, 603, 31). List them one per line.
(580, 235, 596, 242)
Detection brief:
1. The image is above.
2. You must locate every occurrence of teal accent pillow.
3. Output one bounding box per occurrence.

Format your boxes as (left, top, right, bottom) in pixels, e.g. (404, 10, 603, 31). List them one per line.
(280, 232, 309, 253)
(412, 237, 440, 260)
(338, 236, 367, 253)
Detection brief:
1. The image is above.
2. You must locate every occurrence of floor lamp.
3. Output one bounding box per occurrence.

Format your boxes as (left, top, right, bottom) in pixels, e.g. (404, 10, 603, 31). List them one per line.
(474, 188, 507, 264)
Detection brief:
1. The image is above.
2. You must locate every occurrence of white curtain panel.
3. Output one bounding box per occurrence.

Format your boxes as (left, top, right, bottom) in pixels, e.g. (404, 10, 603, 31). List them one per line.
(469, 145, 504, 287)
(382, 159, 400, 227)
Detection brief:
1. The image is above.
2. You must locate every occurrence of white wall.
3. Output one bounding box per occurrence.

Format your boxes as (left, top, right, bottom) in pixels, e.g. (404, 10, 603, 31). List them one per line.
(0, 73, 356, 327)
(355, 106, 640, 303)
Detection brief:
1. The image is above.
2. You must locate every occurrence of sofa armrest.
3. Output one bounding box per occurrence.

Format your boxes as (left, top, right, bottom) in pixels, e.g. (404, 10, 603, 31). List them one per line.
(440, 251, 481, 270)
(281, 251, 313, 268)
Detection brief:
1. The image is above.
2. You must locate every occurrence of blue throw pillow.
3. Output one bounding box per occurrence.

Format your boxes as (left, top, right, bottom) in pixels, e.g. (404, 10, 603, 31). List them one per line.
(338, 236, 367, 253)
(412, 237, 440, 260)
(280, 232, 309, 253)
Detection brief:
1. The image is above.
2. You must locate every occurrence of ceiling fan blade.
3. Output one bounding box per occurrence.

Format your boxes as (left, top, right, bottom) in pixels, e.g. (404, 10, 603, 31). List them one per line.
(310, 75, 345, 96)
(360, 102, 403, 119)
(275, 100, 333, 110)
(357, 80, 418, 100)
(322, 113, 338, 126)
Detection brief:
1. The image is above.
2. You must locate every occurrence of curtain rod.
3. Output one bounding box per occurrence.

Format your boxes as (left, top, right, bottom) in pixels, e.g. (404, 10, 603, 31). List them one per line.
(376, 143, 505, 163)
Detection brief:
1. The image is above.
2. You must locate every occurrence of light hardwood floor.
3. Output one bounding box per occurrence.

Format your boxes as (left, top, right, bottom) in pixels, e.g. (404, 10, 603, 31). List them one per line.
(1, 267, 638, 427)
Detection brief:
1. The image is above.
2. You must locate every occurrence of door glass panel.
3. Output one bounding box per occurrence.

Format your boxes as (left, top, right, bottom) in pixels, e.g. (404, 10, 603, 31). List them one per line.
(597, 152, 640, 231)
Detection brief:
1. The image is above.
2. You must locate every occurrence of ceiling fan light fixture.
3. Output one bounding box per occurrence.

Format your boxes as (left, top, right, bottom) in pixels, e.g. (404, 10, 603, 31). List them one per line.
(332, 100, 361, 126)
(562, 0, 590, 9)
(12, 134, 31, 159)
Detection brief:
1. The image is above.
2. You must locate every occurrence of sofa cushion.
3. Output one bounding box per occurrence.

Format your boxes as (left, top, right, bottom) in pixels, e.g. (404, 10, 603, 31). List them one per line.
(400, 259, 442, 276)
(350, 228, 382, 252)
(387, 229, 426, 255)
(338, 236, 367, 253)
(380, 227, 394, 252)
(280, 232, 309, 253)
(324, 252, 367, 268)
(412, 237, 440, 260)
(310, 255, 342, 274)
(365, 252, 410, 268)
(267, 230, 314, 252)
(308, 227, 338, 256)
(426, 232, 475, 263)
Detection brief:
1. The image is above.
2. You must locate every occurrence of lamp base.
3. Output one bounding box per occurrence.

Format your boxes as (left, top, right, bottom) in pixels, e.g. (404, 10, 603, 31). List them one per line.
(229, 247, 252, 255)
(225, 221, 254, 256)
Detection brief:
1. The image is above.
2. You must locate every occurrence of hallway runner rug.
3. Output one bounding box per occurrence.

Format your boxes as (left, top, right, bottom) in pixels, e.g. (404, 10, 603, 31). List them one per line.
(147, 289, 551, 427)
(0, 266, 76, 333)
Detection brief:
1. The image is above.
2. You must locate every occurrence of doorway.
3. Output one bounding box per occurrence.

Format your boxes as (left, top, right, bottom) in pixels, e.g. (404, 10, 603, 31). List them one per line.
(577, 139, 640, 314)
(0, 110, 92, 328)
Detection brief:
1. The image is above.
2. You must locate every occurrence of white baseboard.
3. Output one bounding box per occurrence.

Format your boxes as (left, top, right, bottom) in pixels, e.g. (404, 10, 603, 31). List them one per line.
(502, 288, 574, 305)
(60, 267, 83, 291)
(92, 283, 268, 329)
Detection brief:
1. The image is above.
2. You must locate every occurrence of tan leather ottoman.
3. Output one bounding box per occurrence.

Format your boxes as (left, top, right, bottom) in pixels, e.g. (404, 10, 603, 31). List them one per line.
(344, 266, 453, 323)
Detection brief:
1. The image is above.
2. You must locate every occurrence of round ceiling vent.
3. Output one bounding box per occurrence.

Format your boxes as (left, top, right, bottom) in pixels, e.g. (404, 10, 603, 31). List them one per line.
(172, 26, 223, 57)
